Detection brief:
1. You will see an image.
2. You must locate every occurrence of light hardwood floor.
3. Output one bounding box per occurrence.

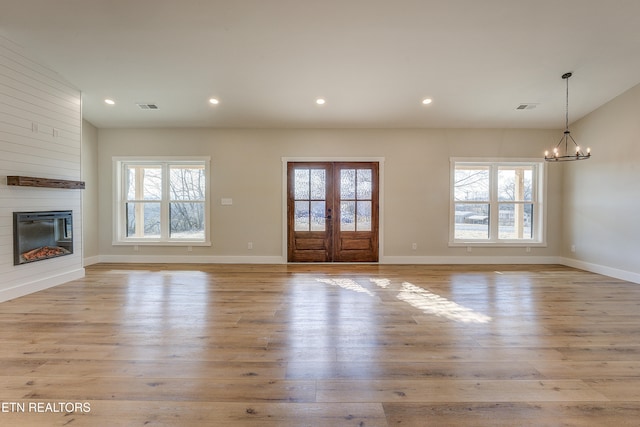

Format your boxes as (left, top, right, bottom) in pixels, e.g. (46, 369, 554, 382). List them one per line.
(1, 263, 640, 426)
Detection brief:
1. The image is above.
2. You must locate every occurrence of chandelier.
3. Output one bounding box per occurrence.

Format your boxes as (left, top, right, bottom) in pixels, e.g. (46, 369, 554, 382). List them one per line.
(544, 72, 591, 162)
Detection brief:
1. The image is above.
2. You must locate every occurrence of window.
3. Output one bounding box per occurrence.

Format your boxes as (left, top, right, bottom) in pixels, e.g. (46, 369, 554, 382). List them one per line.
(450, 159, 545, 246)
(113, 157, 210, 245)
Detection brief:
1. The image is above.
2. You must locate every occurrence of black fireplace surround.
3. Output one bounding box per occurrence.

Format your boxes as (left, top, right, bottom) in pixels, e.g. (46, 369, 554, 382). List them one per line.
(13, 211, 73, 265)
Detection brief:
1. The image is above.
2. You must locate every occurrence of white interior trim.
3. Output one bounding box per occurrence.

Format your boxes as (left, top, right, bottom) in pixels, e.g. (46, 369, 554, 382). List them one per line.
(560, 257, 640, 285)
(0, 269, 85, 303)
(98, 255, 285, 264)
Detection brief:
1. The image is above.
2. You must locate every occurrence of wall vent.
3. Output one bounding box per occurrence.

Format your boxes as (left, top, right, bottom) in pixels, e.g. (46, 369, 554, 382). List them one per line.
(515, 103, 538, 110)
(136, 103, 159, 110)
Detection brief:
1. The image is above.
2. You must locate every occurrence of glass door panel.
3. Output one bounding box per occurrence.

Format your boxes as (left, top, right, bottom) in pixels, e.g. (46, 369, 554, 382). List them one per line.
(293, 168, 327, 232)
(339, 168, 374, 232)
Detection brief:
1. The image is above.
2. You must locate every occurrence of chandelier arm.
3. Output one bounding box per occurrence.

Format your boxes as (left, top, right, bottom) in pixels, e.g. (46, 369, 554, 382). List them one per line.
(567, 132, 579, 147)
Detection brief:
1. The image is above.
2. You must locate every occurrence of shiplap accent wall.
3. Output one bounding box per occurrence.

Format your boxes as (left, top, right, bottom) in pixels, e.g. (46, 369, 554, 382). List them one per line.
(0, 36, 84, 302)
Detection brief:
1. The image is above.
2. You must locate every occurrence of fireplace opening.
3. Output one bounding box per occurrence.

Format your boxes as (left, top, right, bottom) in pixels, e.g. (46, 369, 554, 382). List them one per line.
(13, 211, 73, 265)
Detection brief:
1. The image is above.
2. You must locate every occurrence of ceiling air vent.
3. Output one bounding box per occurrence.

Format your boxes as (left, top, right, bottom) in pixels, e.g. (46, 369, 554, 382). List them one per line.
(515, 103, 538, 110)
(136, 103, 159, 110)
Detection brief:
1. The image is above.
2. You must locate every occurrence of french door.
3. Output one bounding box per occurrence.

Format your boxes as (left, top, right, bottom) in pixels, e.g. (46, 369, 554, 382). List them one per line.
(287, 162, 379, 262)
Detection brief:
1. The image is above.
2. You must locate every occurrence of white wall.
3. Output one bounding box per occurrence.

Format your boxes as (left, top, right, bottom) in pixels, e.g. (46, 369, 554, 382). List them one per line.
(82, 120, 99, 264)
(562, 83, 640, 283)
(97, 127, 562, 264)
(0, 36, 84, 302)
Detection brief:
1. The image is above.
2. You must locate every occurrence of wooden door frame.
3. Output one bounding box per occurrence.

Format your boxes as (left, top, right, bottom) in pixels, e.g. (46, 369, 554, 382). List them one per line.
(281, 157, 385, 263)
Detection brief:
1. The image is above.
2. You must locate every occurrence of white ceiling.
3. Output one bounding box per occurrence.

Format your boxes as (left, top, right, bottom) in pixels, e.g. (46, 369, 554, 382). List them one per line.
(2, 0, 640, 129)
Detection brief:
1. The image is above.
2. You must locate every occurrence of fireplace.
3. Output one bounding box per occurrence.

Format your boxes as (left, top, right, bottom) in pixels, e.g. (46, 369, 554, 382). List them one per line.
(13, 211, 73, 265)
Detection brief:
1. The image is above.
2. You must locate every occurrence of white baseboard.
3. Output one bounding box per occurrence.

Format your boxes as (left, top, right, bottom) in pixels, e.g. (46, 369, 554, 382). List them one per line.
(96, 254, 562, 266)
(381, 256, 561, 264)
(559, 257, 640, 285)
(84, 256, 101, 266)
(0, 268, 85, 303)
(89, 254, 639, 285)
(97, 255, 286, 264)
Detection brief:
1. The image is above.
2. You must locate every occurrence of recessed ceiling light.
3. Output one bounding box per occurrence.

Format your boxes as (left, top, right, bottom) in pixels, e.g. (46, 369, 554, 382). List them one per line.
(104, 99, 115, 105)
(316, 98, 326, 105)
(422, 98, 433, 105)
(209, 98, 219, 105)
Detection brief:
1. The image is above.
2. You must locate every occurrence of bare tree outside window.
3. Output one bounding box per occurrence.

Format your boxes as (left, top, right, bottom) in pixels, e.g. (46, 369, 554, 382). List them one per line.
(169, 166, 205, 239)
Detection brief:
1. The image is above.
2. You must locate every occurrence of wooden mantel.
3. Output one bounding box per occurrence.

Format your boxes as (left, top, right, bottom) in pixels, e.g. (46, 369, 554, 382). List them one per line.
(7, 176, 85, 190)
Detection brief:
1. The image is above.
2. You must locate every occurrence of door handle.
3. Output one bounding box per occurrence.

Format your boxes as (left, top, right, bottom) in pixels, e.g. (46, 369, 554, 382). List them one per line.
(326, 208, 332, 219)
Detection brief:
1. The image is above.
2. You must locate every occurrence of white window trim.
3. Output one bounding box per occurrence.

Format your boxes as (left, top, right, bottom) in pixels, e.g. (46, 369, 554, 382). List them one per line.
(112, 156, 211, 246)
(449, 157, 547, 247)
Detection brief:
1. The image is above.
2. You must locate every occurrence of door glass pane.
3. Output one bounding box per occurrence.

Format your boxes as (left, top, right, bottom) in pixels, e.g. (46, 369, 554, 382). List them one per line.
(170, 166, 206, 200)
(294, 201, 310, 231)
(126, 202, 161, 238)
(499, 203, 533, 239)
(454, 166, 489, 201)
(310, 170, 326, 200)
(341, 201, 356, 231)
(453, 203, 489, 240)
(294, 169, 310, 199)
(170, 202, 205, 239)
(498, 166, 533, 201)
(310, 201, 326, 231)
(357, 201, 372, 231)
(356, 169, 372, 199)
(340, 169, 356, 199)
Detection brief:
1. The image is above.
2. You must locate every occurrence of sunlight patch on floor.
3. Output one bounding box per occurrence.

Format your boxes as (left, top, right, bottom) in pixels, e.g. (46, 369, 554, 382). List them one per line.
(369, 278, 391, 288)
(397, 282, 492, 324)
(315, 278, 376, 296)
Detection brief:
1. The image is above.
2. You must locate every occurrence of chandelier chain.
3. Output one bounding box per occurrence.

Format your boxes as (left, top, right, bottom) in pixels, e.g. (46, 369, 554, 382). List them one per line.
(565, 76, 569, 131)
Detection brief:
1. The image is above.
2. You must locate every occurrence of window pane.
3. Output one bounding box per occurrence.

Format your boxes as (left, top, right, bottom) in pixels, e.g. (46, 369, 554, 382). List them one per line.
(357, 169, 372, 199)
(357, 201, 372, 231)
(310, 169, 326, 200)
(310, 201, 326, 231)
(341, 169, 356, 199)
(454, 203, 489, 240)
(126, 202, 161, 238)
(170, 166, 205, 201)
(125, 167, 162, 200)
(498, 166, 533, 202)
(294, 169, 310, 200)
(294, 201, 310, 231)
(499, 203, 533, 239)
(341, 201, 356, 231)
(454, 167, 489, 201)
(170, 202, 205, 239)
(126, 167, 136, 200)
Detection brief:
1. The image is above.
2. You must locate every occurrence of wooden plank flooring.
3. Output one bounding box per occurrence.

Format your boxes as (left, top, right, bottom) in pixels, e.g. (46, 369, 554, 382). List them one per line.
(1, 263, 640, 426)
